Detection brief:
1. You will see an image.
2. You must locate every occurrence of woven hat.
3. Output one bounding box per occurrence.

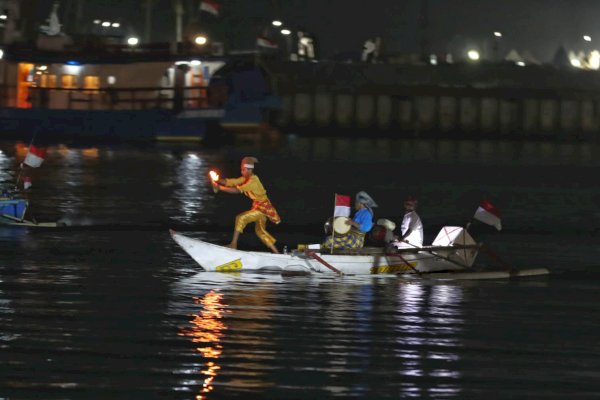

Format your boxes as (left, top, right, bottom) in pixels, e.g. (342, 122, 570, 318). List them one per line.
(356, 191, 378, 208)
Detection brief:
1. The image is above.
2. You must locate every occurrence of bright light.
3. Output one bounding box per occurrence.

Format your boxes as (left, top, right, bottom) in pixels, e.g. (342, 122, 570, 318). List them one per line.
(0, 14, 7, 20)
(190, 59, 201, 66)
(0, 49, 4, 60)
(93, 19, 101, 24)
(127, 37, 139, 46)
(111, 22, 120, 28)
(516, 61, 526, 67)
(194, 35, 207, 45)
(467, 50, 480, 61)
(429, 54, 438, 65)
(107, 76, 116, 85)
(590, 50, 600, 69)
(584, 35, 592, 42)
(570, 58, 582, 67)
(209, 170, 220, 181)
(64, 64, 82, 75)
(38, 65, 48, 71)
(272, 20, 282, 27)
(281, 29, 291, 35)
(494, 31, 502, 37)
(101, 21, 110, 27)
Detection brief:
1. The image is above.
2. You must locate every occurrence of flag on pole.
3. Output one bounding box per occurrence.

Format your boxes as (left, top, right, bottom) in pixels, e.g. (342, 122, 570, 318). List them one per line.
(334, 193, 351, 217)
(199, 0, 220, 16)
(23, 144, 47, 168)
(473, 200, 502, 230)
(256, 35, 278, 49)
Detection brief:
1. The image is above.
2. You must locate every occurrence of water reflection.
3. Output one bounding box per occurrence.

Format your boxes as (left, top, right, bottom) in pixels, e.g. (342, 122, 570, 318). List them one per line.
(178, 290, 228, 400)
(396, 283, 464, 398)
(172, 152, 208, 223)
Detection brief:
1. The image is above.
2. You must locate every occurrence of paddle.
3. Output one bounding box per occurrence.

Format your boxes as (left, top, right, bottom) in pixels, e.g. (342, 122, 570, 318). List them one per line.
(389, 239, 474, 270)
(305, 250, 344, 276)
(384, 249, 422, 276)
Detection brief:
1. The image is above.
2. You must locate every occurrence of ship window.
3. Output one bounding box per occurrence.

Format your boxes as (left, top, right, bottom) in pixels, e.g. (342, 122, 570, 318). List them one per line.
(41, 74, 57, 88)
(83, 75, 100, 89)
(61, 74, 77, 89)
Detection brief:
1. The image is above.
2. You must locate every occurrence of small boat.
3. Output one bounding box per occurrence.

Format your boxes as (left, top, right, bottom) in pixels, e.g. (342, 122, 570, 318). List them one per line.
(0, 196, 63, 228)
(170, 226, 550, 279)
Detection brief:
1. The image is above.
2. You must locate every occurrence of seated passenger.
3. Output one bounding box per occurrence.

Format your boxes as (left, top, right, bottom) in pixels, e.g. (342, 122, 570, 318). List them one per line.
(392, 196, 423, 248)
(323, 191, 377, 250)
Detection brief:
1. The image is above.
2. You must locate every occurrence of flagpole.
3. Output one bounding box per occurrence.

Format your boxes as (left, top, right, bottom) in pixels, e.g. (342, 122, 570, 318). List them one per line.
(330, 194, 336, 254)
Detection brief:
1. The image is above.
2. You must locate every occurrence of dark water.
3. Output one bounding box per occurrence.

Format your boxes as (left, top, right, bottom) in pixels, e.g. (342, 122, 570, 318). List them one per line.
(1, 138, 600, 399)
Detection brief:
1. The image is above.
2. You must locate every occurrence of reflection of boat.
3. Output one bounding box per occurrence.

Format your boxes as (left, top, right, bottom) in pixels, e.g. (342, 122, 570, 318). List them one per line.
(170, 227, 550, 278)
(0, 196, 63, 227)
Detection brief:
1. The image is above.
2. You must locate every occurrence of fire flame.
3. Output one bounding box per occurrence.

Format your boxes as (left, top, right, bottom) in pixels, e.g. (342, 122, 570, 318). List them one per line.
(209, 170, 219, 182)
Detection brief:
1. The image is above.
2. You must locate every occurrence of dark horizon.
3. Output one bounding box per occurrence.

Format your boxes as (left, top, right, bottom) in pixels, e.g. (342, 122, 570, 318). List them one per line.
(16, 0, 600, 61)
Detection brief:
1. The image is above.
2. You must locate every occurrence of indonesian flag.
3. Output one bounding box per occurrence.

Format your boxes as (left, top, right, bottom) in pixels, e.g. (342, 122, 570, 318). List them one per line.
(199, 0, 220, 16)
(473, 200, 502, 231)
(257, 35, 278, 49)
(334, 193, 351, 217)
(23, 144, 47, 168)
(23, 176, 32, 190)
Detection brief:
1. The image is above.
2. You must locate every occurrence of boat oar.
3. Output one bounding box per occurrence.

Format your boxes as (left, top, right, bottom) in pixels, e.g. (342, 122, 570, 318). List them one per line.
(390, 240, 473, 270)
(384, 249, 421, 276)
(305, 250, 344, 276)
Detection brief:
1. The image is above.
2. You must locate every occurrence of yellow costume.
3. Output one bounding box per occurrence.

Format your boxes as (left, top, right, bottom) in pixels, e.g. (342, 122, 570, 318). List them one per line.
(224, 175, 281, 247)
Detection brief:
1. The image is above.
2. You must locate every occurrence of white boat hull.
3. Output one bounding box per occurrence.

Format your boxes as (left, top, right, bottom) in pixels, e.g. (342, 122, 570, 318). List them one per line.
(170, 230, 475, 275)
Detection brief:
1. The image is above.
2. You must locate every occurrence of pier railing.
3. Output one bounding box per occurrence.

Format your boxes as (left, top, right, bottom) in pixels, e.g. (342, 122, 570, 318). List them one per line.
(17, 86, 225, 111)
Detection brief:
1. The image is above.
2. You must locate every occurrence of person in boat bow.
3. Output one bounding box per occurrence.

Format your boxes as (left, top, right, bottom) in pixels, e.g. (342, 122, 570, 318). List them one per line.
(323, 191, 376, 249)
(392, 196, 423, 248)
(212, 156, 281, 253)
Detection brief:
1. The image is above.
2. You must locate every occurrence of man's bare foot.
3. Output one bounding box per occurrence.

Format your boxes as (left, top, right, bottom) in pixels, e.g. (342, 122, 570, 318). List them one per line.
(225, 243, 237, 249)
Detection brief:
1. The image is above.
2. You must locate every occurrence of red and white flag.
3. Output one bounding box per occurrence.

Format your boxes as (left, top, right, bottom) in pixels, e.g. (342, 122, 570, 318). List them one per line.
(334, 193, 351, 217)
(473, 200, 502, 231)
(23, 144, 47, 168)
(199, 0, 220, 16)
(256, 35, 278, 49)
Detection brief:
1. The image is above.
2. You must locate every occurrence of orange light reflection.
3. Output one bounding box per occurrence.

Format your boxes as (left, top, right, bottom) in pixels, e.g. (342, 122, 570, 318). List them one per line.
(179, 291, 228, 400)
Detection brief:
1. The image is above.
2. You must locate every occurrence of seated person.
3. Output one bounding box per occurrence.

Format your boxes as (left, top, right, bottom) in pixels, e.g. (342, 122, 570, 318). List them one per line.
(392, 196, 423, 248)
(323, 191, 377, 250)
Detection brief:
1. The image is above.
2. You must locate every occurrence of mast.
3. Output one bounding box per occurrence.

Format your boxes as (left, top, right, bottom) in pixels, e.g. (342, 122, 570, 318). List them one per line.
(419, 0, 430, 60)
(173, 0, 183, 43)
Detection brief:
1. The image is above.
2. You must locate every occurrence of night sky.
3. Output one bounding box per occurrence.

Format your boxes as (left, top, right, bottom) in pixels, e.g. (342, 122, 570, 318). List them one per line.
(38, 0, 600, 61)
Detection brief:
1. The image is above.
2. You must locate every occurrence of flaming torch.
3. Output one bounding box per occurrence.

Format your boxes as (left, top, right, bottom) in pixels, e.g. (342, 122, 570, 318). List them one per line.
(209, 170, 220, 193)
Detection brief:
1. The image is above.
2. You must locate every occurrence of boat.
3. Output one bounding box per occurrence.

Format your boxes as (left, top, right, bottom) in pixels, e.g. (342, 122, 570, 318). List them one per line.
(0, 195, 63, 227)
(170, 226, 548, 278)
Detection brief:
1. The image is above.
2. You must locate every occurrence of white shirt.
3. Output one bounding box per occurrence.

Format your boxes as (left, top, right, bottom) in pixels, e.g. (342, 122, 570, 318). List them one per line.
(399, 210, 423, 247)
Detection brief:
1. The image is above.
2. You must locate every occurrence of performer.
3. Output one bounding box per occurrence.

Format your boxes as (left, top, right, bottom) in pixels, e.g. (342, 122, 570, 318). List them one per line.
(323, 191, 376, 250)
(213, 156, 281, 253)
(392, 196, 423, 248)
